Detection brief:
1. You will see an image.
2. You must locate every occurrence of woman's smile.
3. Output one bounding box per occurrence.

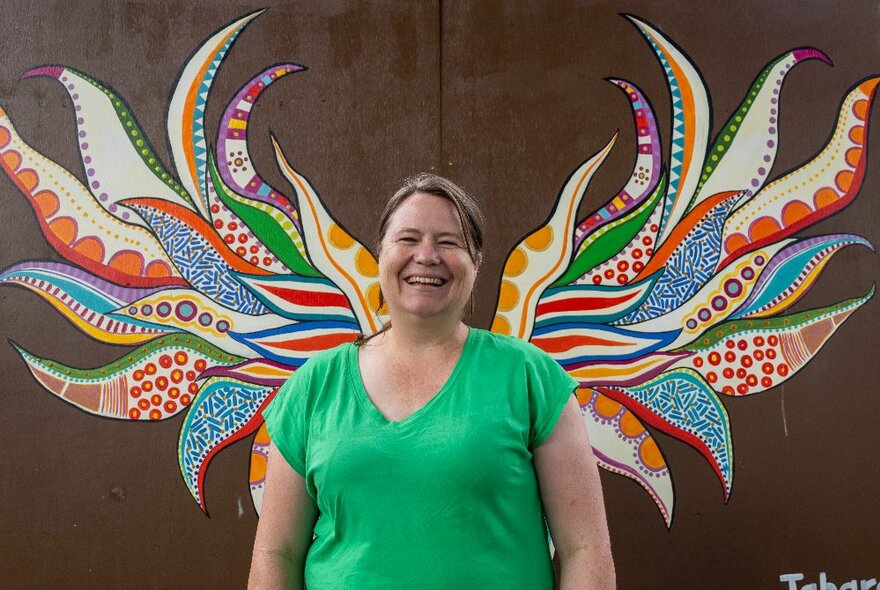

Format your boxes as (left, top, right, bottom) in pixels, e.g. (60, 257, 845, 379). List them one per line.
(404, 276, 447, 286)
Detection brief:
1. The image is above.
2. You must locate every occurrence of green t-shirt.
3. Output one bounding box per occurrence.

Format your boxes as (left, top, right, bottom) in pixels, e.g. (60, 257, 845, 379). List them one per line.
(262, 327, 578, 589)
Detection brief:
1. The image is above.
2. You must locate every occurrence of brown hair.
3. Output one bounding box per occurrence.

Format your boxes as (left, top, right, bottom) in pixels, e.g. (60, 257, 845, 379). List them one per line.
(355, 172, 486, 345)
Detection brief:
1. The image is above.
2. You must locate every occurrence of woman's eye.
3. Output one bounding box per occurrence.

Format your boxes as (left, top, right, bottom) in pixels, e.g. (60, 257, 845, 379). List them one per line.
(398, 237, 418, 244)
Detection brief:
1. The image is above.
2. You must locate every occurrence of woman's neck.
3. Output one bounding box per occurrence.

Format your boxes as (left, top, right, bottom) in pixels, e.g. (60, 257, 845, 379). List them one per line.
(380, 316, 468, 357)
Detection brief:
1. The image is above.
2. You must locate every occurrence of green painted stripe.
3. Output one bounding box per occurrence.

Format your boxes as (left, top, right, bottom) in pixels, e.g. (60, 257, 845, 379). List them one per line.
(680, 290, 872, 352)
(553, 174, 666, 287)
(16, 334, 242, 381)
(208, 155, 322, 278)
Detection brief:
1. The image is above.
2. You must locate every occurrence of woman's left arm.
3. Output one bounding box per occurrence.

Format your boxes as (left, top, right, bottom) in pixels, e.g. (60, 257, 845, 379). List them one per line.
(533, 395, 616, 589)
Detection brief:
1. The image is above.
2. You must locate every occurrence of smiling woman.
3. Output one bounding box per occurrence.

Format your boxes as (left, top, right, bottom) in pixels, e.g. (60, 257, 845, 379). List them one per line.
(248, 173, 615, 590)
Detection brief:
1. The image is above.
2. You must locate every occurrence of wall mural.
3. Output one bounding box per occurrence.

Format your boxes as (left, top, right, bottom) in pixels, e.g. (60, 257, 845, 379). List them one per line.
(0, 9, 875, 531)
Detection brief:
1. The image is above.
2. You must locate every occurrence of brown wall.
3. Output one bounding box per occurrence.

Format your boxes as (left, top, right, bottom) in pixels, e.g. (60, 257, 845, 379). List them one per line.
(1, 1, 878, 588)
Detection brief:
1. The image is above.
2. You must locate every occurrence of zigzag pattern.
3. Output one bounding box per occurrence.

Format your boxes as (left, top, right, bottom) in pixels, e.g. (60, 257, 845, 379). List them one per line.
(192, 34, 237, 201)
(644, 33, 684, 235)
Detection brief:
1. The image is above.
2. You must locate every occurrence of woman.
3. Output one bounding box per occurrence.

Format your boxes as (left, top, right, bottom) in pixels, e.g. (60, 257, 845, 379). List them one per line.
(249, 173, 615, 589)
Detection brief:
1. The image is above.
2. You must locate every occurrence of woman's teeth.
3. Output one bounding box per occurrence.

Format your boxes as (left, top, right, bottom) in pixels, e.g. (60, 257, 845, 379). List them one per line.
(406, 276, 445, 285)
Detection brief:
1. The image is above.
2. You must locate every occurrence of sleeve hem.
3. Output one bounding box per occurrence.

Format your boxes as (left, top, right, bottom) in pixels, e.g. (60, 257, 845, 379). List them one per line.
(530, 380, 577, 450)
(262, 406, 307, 478)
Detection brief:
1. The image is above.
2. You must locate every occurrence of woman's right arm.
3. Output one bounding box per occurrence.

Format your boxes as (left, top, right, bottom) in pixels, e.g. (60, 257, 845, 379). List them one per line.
(248, 445, 318, 590)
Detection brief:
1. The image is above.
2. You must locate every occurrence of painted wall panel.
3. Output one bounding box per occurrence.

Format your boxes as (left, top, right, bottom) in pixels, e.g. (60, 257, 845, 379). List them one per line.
(0, 1, 877, 588)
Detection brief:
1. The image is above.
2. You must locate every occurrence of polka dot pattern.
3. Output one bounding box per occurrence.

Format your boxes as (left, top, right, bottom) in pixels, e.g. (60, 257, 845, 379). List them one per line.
(683, 296, 864, 397)
(580, 207, 662, 287)
(4, 16, 874, 528)
(17, 335, 240, 421)
(125, 294, 234, 337)
(274, 160, 383, 333)
(126, 351, 207, 420)
(206, 171, 288, 273)
(691, 332, 791, 396)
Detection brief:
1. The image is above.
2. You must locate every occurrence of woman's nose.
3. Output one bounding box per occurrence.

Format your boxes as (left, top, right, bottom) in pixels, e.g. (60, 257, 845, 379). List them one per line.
(413, 240, 441, 264)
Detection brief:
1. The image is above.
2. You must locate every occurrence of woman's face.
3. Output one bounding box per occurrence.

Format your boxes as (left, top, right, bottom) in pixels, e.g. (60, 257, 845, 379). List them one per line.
(378, 192, 478, 323)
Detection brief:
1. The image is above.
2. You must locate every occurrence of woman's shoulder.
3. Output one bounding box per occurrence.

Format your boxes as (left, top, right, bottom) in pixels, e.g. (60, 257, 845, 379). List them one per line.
(305, 340, 353, 368)
(470, 327, 550, 362)
(283, 341, 353, 389)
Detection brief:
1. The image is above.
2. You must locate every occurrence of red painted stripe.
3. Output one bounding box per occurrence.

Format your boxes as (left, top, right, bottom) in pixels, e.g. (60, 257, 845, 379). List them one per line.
(260, 283, 350, 310)
(262, 332, 357, 352)
(532, 334, 628, 354)
(536, 291, 639, 316)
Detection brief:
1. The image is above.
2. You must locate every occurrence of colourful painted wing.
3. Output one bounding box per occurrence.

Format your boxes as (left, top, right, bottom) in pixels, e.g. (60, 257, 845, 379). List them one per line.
(489, 16, 877, 525)
(0, 10, 379, 517)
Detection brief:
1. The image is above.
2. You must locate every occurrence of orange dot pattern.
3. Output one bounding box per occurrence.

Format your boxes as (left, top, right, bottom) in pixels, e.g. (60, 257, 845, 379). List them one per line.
(722, 80, 877, 257)
(249, 423, 272, 493)
(581, 388, 668, 476)
(126, 350, 210, 420)
(690, 332, 792, 396)
(493, 225, 562, 336)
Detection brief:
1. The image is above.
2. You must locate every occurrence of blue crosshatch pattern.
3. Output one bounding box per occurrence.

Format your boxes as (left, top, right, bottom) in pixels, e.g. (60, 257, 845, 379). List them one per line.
(179, 378, 273, 504)
(127, 202, 268, 315)
(622, 369, 732, 495)
(618, 195, 737, 324)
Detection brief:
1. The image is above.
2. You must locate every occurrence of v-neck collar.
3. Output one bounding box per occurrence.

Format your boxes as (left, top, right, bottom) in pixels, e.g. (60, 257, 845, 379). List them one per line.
(349, 327, 476, 428)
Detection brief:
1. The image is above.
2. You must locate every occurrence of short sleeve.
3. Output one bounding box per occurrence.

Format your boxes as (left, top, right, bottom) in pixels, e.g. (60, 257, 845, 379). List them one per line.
(261, 374, 308, 477)
(526, 347, 579, 449)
